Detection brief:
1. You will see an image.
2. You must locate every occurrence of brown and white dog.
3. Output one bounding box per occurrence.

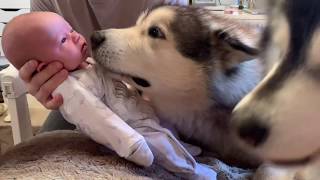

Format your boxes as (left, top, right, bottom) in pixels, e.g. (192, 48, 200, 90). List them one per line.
(231, 0, 320, 179)
(91, 5, 263, 167)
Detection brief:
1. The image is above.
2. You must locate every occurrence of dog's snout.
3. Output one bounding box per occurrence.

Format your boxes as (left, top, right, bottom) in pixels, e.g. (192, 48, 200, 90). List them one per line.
(91, 31, 106, 50)
(237, 120, 270, 147)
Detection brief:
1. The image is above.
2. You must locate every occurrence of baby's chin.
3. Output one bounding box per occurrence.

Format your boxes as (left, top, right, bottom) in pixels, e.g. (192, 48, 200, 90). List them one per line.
(70, 54, 90, 71)
(64, 62, 83, 71)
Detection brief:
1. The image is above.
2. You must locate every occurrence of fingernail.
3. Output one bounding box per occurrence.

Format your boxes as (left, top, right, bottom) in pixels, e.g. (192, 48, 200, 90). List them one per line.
(61, 69, 69, 77)
(55, 62, 63, 69)
(63, 69, 68, 74)
(29, 60, 37, 67)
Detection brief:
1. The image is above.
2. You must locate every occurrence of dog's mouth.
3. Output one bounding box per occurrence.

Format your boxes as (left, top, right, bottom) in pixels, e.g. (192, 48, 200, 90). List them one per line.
(131, 77, 151, 87)
(271, 156, 312, 166)
(268, 148, 320, 166)
(104, 67, 151, 88)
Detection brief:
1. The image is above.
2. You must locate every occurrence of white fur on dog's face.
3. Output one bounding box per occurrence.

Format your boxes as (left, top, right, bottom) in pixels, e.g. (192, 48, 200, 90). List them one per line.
(232, 0, 320, 165)
(94, 7, 207, 91)
(234, 65, 320, 162)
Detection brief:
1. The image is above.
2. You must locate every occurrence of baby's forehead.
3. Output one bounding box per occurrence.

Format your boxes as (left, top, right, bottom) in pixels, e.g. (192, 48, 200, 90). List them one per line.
(25, 13, 70, 32)
(29, 17, 70, 40)
(7, 13, 72, 52)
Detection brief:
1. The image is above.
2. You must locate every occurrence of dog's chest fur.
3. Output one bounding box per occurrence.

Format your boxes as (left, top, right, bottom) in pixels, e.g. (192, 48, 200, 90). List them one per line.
(146, 59, 263, 167)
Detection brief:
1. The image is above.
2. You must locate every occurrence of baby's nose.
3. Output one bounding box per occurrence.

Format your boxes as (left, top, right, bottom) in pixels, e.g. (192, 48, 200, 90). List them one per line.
(71, 31, 80, 42)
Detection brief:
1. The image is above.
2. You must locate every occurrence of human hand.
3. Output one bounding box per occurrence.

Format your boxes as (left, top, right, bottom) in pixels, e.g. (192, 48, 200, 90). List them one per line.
(19, 60, 68, 109)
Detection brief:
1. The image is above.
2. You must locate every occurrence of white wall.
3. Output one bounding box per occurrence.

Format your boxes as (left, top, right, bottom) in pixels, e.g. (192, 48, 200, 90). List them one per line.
(219, 0, 266, 9)
(219, 0, 235, 5)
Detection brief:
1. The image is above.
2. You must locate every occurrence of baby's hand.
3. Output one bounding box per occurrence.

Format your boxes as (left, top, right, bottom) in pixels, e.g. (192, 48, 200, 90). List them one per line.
(104, 78, 156, 123)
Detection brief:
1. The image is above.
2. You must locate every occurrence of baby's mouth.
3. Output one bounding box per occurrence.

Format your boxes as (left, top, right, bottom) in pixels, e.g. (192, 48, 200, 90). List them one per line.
(81, 43, 88, 56)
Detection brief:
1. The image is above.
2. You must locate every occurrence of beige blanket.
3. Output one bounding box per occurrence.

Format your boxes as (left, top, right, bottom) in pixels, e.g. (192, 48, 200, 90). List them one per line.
(1, 130, 303, 180)
(0, 130, 181, 179)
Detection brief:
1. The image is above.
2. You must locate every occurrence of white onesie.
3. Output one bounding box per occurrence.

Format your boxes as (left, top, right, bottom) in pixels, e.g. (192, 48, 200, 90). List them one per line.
(53, 64, 218, 179)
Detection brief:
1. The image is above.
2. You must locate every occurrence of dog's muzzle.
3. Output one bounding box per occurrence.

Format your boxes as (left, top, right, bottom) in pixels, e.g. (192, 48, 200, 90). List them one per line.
(231, 113, 270, 148)
(91, 31, 106, 50)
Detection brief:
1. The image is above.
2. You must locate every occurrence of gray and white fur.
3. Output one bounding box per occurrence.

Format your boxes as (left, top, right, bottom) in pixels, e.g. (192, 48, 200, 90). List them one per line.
(91, 5, 263, 167)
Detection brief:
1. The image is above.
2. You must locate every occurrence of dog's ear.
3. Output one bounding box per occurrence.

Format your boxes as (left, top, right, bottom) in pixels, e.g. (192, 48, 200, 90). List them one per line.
(213, 27, 261, 68)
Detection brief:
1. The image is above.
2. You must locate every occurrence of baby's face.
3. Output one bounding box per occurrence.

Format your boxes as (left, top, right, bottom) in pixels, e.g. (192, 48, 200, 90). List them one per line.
(35, 15, 89, 70)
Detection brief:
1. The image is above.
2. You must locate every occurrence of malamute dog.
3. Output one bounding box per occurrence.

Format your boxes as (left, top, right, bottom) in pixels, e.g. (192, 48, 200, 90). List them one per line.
(229, 0, 320, 179)
(91, 5, 263, 167)
(232, 0, 320, 168)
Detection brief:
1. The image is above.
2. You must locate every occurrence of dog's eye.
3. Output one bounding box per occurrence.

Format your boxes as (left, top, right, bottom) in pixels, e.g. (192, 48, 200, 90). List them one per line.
(148, 26, 165, 39)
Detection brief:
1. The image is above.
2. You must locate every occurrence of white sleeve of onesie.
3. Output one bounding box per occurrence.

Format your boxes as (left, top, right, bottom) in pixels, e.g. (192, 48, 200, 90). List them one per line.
(52, 75, 153, 167)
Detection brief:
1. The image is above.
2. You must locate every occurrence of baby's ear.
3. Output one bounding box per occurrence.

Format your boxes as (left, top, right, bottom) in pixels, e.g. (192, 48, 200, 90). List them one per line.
(211, 25, 261, 68)
(37, 62, 48, 72)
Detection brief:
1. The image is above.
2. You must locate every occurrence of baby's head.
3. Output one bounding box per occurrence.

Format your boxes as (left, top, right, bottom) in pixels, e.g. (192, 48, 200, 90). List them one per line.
(1, 12, 88, 70)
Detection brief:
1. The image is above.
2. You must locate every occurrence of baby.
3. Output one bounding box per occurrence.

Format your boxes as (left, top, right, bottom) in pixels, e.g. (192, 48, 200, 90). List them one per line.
(1, 12, 216, 179)
(2, 11, 152, 167)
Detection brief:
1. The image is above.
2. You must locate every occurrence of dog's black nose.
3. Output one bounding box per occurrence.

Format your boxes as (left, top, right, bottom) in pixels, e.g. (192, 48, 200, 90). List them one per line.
(91, 31, 105, 49)
(237, 121, 270, 147)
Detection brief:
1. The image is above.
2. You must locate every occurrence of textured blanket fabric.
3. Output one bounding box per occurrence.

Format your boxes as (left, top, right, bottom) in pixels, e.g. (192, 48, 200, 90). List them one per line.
(0, 130, 254, 179)
(0, 131, 178, 180)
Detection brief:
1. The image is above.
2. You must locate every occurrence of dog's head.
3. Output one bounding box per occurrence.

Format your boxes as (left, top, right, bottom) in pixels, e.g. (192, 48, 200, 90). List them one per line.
(91, 5, 261, 114)
(232, 0, 320, 165)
